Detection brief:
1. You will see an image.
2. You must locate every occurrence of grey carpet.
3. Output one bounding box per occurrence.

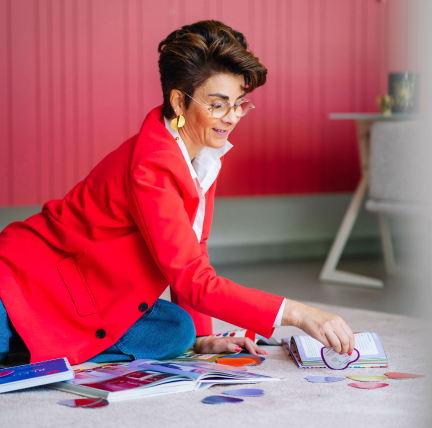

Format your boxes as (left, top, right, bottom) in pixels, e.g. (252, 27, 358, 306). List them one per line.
(1, 301, 431, 428)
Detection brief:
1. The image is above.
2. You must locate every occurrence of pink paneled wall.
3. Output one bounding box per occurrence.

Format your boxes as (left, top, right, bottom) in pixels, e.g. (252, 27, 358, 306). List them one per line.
(0, 0, 419, 206)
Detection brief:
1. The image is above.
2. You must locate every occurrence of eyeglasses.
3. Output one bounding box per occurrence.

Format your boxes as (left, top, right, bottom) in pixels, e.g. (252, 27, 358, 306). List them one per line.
(181, 92, 255, 119)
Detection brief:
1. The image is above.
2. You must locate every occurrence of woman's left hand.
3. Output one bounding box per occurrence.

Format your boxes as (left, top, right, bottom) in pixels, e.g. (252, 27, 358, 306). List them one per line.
(194, 336, 268, 356)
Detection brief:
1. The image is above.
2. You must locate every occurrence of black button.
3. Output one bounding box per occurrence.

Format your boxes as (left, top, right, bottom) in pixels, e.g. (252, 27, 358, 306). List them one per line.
(139, 302, 149, 312)
(96, 329, 106, 339)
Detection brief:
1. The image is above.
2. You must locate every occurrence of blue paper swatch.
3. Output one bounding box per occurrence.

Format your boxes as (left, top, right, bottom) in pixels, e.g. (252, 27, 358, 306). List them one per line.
(305, 376, 346, 383)
(222, 388, 264, 397)
(202, 396, 244, 404)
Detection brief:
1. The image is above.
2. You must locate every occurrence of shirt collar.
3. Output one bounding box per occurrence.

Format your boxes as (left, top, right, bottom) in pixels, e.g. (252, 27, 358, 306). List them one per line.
(164, 117, 233, 194)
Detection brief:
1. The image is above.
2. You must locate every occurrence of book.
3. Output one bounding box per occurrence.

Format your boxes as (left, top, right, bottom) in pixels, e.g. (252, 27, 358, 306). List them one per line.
(0, 358, 74, 393)
(49, 359, 279, 401)
(282, 332, 388, 369)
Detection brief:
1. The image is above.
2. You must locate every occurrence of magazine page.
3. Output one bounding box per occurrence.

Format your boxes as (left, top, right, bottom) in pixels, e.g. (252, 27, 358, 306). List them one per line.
(77, 370, 186, 393)
(69, 363, 141, 385)
(131, 361, 213, 381)
(131, 360, 276, 383)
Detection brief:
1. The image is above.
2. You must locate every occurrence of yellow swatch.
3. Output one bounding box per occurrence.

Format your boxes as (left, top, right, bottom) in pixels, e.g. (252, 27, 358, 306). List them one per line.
(347, 375, 388, 382)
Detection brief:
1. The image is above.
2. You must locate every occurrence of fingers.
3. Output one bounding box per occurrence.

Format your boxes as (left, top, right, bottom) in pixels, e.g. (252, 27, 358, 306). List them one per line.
(226, 342, 243, 353)
(315, 333, 332, 350)
(297, 306, 354, 354)
(225, 337, 268, 355)
(325, 330, 344, 353)
(342, 323, 355, 353)
(193, 335, 270, 356)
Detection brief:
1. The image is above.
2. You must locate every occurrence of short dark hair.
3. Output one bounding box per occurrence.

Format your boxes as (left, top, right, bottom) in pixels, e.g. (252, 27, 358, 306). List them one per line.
(158, 20, 267, 118)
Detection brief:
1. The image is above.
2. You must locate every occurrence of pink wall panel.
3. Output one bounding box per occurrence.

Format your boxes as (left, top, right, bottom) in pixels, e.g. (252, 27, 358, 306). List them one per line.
(0, 0, 419, 206)
(0, 0, 11, 205)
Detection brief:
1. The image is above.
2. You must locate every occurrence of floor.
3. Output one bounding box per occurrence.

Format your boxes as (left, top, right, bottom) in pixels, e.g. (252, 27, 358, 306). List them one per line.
(208, 256, 428, 319)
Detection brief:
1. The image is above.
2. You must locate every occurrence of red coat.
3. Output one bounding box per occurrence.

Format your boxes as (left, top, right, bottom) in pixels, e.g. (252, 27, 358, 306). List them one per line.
(0, 106, 284, 364)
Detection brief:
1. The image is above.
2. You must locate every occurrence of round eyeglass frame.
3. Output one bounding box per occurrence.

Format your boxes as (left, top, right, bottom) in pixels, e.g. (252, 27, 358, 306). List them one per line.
(181, 91, 255, 119)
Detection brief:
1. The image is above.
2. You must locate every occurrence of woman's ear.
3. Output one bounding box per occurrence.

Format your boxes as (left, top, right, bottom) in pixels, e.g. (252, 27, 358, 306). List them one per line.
(170, 89, 184, 117)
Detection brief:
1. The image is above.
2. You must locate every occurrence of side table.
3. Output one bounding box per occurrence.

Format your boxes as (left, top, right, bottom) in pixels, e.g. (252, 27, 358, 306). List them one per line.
(319, 113, 422, 289)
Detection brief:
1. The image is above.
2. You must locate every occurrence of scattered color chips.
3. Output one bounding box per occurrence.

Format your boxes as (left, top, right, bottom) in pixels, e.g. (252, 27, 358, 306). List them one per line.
(384, 372, 426, 379)
(220, 355, 263, 365)
(58, 398, 109, 408)
(223, 354, 265, 362)
(216, 358, 257, 367)
(305, 376, 345, 383)
(222, 389, 264, 397)
(348, 382, 389, 389)
(0, 370, 14, 378)
(347, 375, 388, 382)
(202, 396, 244, 404)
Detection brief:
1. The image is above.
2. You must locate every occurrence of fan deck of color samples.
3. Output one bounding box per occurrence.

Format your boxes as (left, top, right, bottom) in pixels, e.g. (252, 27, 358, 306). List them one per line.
(282, 332, 388, 369)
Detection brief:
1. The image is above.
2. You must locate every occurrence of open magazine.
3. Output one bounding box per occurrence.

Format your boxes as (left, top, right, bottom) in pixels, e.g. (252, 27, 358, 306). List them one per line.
(49, 359, 279, 401)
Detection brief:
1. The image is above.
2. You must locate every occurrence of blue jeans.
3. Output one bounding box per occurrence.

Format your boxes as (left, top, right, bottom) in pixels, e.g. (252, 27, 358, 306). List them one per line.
(0, 298, 196, 363)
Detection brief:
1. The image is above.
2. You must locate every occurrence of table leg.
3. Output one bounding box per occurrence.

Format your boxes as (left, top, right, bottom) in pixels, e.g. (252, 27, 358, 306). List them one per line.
(319, 120, 383, 288)
(377, 213, 396, 274)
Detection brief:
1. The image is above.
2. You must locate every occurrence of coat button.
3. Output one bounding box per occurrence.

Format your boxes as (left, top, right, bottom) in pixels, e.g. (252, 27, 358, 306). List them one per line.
(139, 302, 149, 312)
(96, 329, 106, 339)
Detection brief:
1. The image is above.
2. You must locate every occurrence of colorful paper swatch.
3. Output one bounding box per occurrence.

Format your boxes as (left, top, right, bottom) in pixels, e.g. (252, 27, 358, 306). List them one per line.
(226, 354, 265, 362)
(384, 372, 426, 379)
(305, 376, 345, 383)
(219, 355, 263, 365)
(321, 347, 360, 370)
(216, 357, 257, 367)
(348, 382, 389, 389)
(347, 375, 388, 382)
(58, 398, 109, 408)
(222, 389, 264, 397)
(202, 396, 244, 404)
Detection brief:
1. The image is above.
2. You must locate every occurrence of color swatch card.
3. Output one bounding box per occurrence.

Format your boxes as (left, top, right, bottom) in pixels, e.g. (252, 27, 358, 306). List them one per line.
(321, 348, 360, 370)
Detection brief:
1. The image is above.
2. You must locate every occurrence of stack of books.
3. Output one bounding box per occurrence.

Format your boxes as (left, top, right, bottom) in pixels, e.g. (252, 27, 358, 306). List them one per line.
(282, 332, 388, 369)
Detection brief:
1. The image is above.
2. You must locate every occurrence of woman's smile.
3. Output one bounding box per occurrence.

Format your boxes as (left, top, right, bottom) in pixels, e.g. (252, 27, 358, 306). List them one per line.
(212, 128, 230, 137)
(172, 72, 245, 160)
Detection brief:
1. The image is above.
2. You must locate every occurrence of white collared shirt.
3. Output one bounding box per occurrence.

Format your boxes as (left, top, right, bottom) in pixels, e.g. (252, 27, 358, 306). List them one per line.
(164, 117, 285, 327)
(164, 117, 232, 242)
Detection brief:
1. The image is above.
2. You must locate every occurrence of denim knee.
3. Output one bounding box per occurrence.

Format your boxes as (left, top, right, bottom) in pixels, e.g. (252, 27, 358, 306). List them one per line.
(108, 299, 197, 361)
(160, 301, 196, 359)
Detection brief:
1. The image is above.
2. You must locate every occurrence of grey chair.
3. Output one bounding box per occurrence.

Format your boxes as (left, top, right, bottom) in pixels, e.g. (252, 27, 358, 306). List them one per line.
(366, 120, 428, 273)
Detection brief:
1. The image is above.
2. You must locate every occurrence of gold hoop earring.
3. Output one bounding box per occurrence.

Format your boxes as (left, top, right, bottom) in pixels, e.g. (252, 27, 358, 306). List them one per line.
(170, 114, 185, 140)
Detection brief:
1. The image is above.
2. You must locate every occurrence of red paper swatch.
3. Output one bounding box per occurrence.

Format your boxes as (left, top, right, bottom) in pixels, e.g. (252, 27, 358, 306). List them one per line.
(216, 358, 256, 367)
(348, 382, 389, 389)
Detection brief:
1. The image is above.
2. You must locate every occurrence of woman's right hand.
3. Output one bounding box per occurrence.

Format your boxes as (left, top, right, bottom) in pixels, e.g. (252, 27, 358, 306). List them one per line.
(282, 300, 355, 354)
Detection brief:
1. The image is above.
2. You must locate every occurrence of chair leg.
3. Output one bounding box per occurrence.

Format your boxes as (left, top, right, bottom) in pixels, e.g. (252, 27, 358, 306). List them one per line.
(378, 213, 396, 274)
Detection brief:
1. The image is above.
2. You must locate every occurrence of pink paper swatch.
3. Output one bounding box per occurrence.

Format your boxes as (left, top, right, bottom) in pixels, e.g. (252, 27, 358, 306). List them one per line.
(348, 382, 389, 389)
(384, 372, 425, 379)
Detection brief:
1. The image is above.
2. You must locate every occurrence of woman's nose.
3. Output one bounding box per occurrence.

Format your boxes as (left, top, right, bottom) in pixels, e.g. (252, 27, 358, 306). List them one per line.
(222, 107, 239, 125)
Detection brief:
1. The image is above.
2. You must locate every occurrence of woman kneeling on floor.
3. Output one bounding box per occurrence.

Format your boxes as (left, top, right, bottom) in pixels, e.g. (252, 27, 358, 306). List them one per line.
(0, 20, 354, 365)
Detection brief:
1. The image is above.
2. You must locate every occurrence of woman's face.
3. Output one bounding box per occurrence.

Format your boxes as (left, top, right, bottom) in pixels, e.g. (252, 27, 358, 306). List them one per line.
(177, 73, 246, 159)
